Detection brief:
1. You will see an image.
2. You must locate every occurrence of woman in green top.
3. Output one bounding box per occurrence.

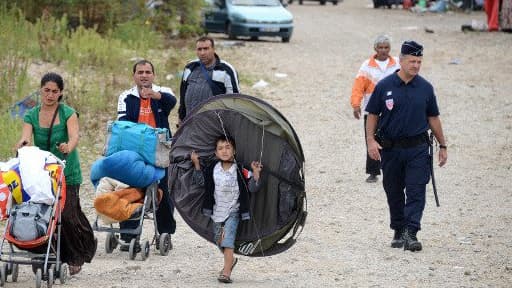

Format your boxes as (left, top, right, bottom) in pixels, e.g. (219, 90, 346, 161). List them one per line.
(15, 72, 96, 276)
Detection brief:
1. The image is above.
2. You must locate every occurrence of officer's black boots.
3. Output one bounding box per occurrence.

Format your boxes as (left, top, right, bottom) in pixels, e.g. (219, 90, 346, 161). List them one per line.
(366, 174, 378, 183)
(403, 229, 422, 252)
(391, 228, 405, 248)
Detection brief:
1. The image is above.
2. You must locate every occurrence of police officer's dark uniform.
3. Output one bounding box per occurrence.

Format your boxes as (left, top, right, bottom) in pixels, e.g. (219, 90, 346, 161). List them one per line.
(365, 41, 441, 252)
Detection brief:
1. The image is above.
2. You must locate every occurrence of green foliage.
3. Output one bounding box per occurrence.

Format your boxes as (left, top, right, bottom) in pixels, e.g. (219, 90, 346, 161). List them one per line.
(110, 18, 163, 52)
(177, 24, 203, 39)
(0, 5, 39, 109)
(0, 115, 22, 160)
(0, 5, 41, 59)
(146, 0, 205, 37)
(0, 56, 31, 112)
(34, 12, 69, 63)
(8, 0, 146, 33)
(64, 70, 114, 114)
(64, 25, 126, 72)
(8, 0, 205, 37)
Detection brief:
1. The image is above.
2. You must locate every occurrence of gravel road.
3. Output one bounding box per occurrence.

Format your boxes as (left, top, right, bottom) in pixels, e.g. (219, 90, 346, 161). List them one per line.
(6, 1, 512, 287)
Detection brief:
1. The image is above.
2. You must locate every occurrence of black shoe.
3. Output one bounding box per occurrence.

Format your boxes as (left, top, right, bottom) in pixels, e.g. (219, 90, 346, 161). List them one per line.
(403, 229, 422, 252)
(391, 229, 404, 248)
(365, 174, 378, 183)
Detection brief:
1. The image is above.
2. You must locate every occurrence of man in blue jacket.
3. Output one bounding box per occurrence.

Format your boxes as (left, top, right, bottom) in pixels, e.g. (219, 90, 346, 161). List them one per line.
(117, 59, 177, 249)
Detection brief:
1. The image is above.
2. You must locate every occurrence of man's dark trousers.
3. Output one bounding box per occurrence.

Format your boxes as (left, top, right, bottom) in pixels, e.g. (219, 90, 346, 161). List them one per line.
(381, 143, 430, 232)
(364, 115, 381, 175)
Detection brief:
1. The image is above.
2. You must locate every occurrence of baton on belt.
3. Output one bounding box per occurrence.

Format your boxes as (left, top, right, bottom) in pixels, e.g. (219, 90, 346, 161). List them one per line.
(429, 132, 440, 207)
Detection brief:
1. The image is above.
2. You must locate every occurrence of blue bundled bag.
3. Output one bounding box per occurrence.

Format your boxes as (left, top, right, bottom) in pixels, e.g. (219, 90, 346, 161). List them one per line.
(90, 150, 165, 188)
(103, 121, 171, 168)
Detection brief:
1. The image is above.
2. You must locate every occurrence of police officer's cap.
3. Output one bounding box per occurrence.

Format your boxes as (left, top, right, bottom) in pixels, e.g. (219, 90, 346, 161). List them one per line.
(401, 41, 423, 56)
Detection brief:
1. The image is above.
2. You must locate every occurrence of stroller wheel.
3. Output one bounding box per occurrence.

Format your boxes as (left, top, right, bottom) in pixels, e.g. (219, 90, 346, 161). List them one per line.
(141, 240, 150, 261)
(59, 263, 68, 284)
(128, 239, 138, 260)
(105, 232, 118, 253)
(47, 264, 55, 288)
(158, 233, 172, 256)
(0, 263, 6, 286)
(11, 264, 19, 282)
(35, 268, 42, 288)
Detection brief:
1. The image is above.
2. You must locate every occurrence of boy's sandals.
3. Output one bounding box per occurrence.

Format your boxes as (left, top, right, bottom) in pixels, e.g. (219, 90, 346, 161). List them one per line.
(217, 257, 238, 283)
(69, 265, 82, 276)
(231, 257, 238, 271)
(217, 274, 232, 283)
(218, 257, 238, 275)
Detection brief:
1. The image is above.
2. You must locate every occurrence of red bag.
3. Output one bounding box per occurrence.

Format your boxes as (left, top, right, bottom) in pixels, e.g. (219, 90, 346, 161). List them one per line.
(0, 178, 10, 220)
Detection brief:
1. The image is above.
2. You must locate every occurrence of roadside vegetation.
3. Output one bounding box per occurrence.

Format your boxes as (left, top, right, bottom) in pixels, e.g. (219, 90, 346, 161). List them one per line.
(0, 1, 204, 159)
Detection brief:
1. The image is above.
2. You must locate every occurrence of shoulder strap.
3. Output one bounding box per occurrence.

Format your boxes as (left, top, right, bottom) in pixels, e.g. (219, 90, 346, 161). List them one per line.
(199, 62, 222, 95)
(46, 104, 60, 151)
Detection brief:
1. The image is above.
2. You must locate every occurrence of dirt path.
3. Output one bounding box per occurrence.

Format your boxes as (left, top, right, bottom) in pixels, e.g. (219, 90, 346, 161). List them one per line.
(6, 1, 512, 287)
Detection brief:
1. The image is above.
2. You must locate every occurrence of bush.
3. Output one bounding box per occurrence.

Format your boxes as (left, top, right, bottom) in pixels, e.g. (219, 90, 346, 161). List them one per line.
(0, 5, 39, 109)
(7, 0, 145, 33)
(34, 11, 69, 63)
(110, 18, 163, 52)
(0, 115, 22, 159)
(8, 0, 205, 37)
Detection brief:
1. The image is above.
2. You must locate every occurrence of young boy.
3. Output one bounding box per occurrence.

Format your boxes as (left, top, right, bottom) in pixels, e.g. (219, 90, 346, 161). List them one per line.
(191, 135, 262, 284)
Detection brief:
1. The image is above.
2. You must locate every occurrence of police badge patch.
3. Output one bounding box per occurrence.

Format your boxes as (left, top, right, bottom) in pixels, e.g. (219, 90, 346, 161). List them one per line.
(385, 99, 394, 110)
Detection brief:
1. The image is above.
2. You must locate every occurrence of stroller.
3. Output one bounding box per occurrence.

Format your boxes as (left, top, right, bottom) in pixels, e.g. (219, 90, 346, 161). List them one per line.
(92, 181, 172, 260)
(0, 157, 68, 288)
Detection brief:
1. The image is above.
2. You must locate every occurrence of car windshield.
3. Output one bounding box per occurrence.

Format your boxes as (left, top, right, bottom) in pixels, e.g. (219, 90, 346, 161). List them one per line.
(230, 0, 281, 6)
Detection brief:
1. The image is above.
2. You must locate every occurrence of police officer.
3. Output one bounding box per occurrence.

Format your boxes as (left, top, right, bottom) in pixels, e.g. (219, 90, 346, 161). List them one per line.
(365, 41, 448, 252)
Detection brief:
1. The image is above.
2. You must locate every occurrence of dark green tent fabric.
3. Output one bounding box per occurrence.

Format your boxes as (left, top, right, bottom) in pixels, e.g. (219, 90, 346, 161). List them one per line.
(168, 94, 306, 256)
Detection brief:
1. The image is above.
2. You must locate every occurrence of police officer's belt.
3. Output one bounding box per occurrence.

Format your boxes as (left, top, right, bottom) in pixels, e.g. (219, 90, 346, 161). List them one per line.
(380, 132, 428, 149)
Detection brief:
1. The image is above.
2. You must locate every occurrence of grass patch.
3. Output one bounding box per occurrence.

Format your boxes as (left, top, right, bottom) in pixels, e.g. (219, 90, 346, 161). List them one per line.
(110, 18, 163, 53)
(0, 115, 22, 159)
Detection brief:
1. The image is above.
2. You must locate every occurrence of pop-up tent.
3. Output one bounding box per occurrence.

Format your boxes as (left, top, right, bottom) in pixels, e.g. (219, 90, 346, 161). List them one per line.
(168, 94, 307, 256)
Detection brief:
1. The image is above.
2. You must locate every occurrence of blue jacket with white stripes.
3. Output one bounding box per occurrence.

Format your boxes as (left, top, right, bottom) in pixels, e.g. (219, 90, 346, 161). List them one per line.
(178, 54, 240, 121)
(117, 84, 177, 134)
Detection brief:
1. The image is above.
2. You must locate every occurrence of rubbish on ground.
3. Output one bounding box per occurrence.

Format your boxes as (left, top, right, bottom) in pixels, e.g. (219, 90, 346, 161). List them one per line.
(252, 79, 269, 89)
(274, 73, 288, 78)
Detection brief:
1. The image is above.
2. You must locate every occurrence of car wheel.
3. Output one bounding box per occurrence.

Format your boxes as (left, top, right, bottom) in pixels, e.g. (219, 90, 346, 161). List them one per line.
(250, 36, 258, 41)
(299, 0, 303, 4)
(282, 36, 291, 43)
(227, 23, 236, 40)
(320, 0, 326, 4)
(333, 0, 338, 5)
